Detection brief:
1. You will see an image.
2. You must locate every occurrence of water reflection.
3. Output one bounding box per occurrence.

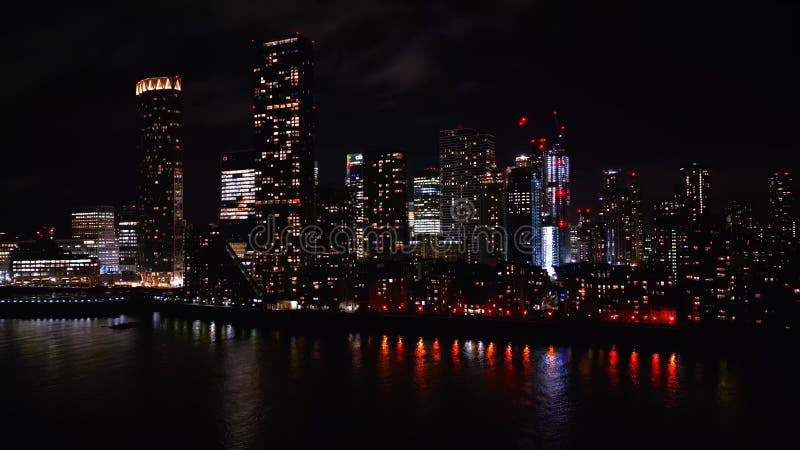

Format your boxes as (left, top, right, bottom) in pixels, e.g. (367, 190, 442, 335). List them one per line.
(629, 350, 640, 387)
(0, 316, 773, 450)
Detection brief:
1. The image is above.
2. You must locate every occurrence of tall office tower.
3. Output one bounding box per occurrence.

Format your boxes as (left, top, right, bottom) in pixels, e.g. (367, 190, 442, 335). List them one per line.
(367, 152, 408, 255)
(71, 206, 119, 274)
(439, 128, 497, 263)
(252, 35, 315, 301)
(219, 150, 260, 239)
(117, 204, 139, 273)
(724, 201, 757, 265)
(572, 208, 598, 263)
(531, 177, 544, 267)
(653, 198, 685, 277)
(412, 167, 441, 258)
(345, 153, 368, 258)
(723, 200, 760, 312)
(767, 172, 796, 271)
(680, 162, 710, 225)
(478, 170, 505, 263)
(136, 75, 185, 287)
(541, 126, 570, 273)
(598, 169, 643, 266)
(505, 155, 535, 264)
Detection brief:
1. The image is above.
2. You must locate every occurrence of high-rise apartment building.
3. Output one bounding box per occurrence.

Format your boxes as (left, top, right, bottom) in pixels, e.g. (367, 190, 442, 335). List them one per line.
(136, 75, 185, 286)
(367, 152, 408, 255)
(598, 169, 643, 266)
(439, 128, 497, 263)
(252, 35, 315, 301)
(680, 163, 710, 225)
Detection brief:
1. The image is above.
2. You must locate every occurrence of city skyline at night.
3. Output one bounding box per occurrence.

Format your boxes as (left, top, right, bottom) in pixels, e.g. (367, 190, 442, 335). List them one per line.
(2, 5, 799, 449)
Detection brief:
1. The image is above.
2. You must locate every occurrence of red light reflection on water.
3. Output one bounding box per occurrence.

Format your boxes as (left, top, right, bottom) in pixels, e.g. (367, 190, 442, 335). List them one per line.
(667, 353, 679, 391)
(629, 351, 640, 386)
(432, 339, 441, 362)
(608, 346, 619, 386)
(452, 340, 461, 369)
(651, 353, 662, 387)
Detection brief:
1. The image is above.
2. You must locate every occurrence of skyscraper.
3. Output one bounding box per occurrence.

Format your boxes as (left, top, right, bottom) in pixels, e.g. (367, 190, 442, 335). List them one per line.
(505, 155, 535, 264)
(439, 128, 497, 263)
(680, 163, 710, 225)
(653, 198, 685, 277)
(598, 169, 643, 266)
(345, 153, 367, 258)
(71, 206, 119, 274)
(412, 167, 441, 237)
(367, 152, 408, 255)
(412, 167, 440, 258)
(541, 125, 570, 272)
(136, 76, 185, 287)
(767, 171, 796, 271)
(252, 35, 315, 301)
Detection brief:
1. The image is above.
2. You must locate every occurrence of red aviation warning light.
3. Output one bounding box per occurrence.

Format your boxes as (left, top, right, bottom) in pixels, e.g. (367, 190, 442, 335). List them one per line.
(518, 116, 528, 127)
(538, 144, 545, 151)
(558, 220, 568, 228)
(556, 189, 567, 198)
(630, 171, 637, 177)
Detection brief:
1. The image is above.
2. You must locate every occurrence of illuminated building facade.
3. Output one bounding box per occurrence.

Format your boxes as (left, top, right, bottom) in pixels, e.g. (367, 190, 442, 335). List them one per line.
(412, 167, 441, 258)
(345, 153, 368, 257)
(367, 152, 408, 255)
(478, 170, 505, 263)
(767, 171, 796, 271)
(220, 150, 259, 232)
(71, 206, 119, 274)
(439, 128, 497, 263)
(653, 198, 685, 277)
(9, 233, 97, 286)
(117, 204, 139, 273)
(412, 167, 441, 237)
(598, 169, 643, 266)
(531, 177, 544, 267)
(541, 126, 570, 272)
(136, 75, 185, 286)
(505, 155, 534, 264)
(680, 162, 710, 225)
(0, 234, 16, 283)
(252, 35, 315, 301)
(572, 208, 602, 264)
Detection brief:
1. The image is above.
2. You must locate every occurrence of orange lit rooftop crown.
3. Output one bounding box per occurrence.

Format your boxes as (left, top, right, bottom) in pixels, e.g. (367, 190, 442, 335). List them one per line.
(135, 76, 182, 96)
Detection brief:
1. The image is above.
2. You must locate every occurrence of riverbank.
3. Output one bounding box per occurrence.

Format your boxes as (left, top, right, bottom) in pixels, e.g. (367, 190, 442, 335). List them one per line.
(1, 298, 794, 351)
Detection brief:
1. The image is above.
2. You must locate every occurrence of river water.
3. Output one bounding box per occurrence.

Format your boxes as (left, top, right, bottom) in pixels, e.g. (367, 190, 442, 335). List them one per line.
(0, 313, 793, 449)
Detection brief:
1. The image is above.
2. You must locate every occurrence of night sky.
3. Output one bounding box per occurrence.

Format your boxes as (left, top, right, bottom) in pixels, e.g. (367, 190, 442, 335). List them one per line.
(2, 0, 797, 237)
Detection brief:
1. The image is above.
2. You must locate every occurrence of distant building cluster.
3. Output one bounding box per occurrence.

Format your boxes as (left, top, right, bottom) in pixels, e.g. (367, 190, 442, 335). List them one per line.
(1, 33, 797, 327)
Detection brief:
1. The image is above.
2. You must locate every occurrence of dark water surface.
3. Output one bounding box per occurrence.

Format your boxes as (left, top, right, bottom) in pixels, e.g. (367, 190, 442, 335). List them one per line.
(0, 314, 793, 449)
